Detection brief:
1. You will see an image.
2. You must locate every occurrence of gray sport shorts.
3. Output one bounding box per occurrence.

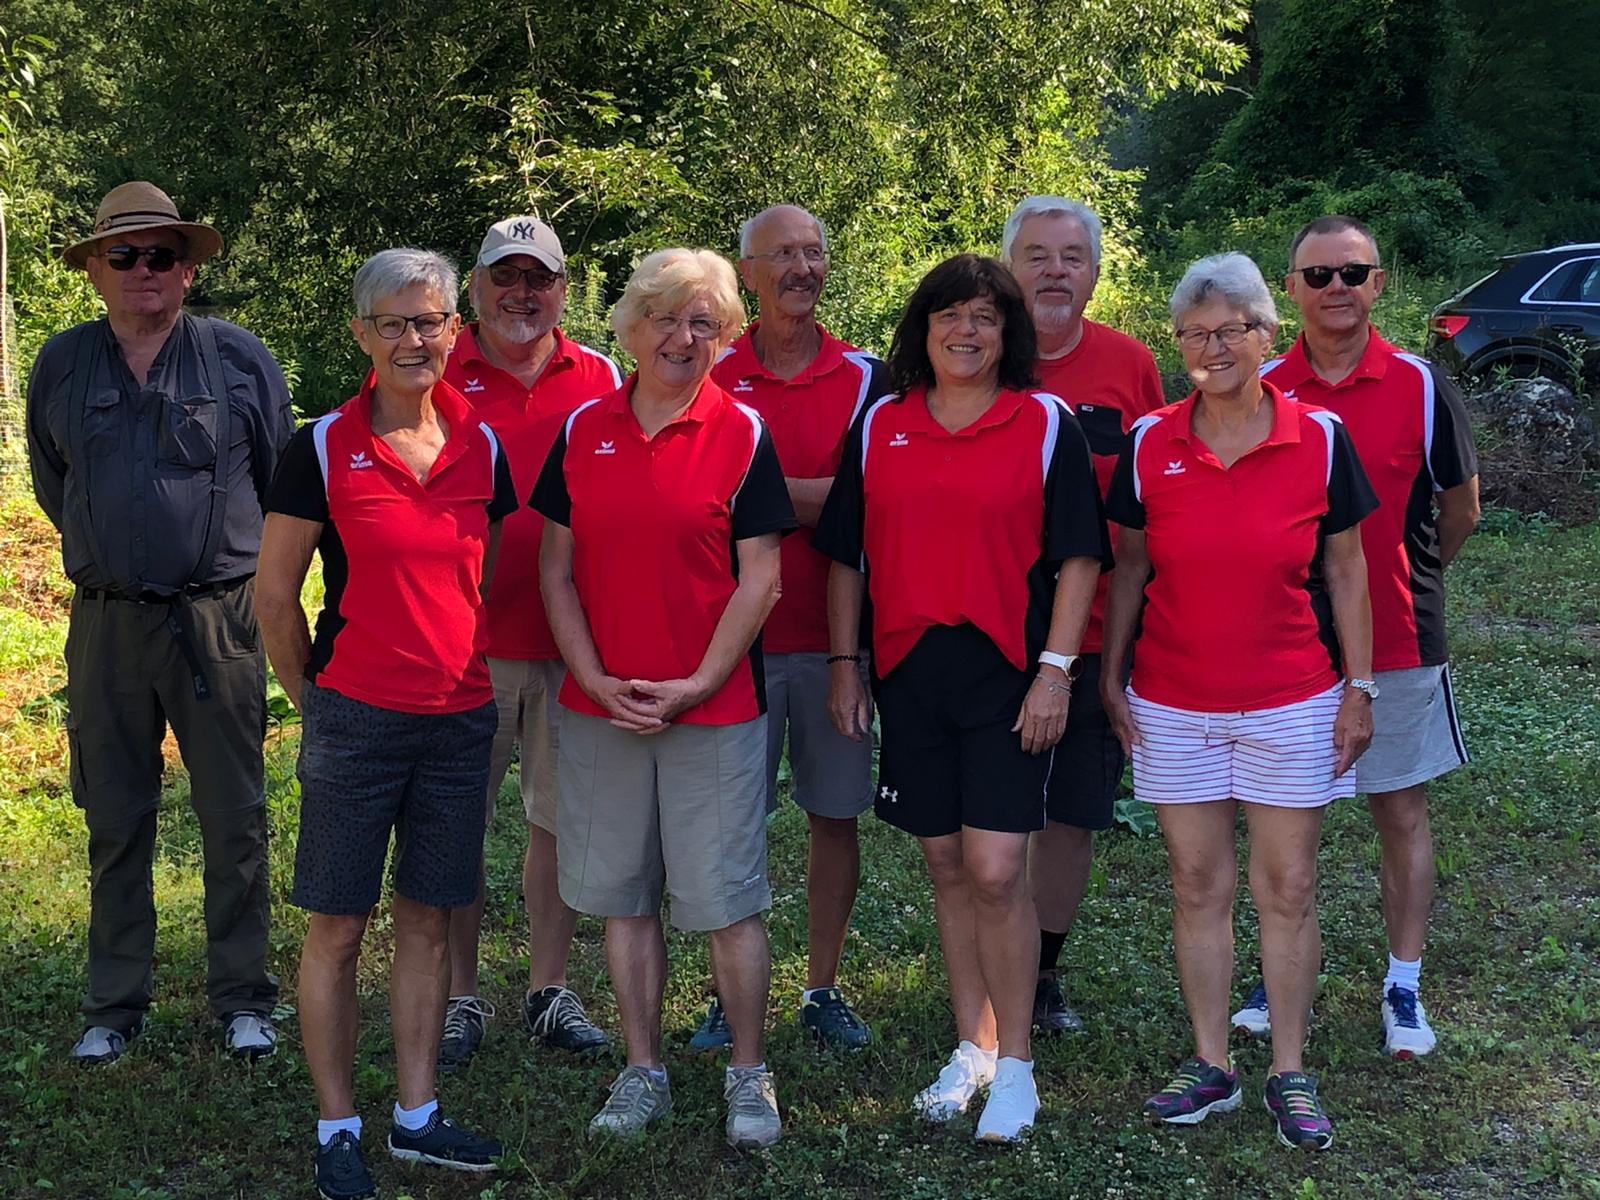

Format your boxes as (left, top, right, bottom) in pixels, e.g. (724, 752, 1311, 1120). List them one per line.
(1355, 664, 1470, 794)
(486, 657, 565, 831)
(762, 651, 875, 819)
(556, 710, 772, 932)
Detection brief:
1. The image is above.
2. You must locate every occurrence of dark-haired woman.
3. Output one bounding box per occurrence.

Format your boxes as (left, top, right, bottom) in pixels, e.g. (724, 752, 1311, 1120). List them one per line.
(815, 254, 1108, 1142)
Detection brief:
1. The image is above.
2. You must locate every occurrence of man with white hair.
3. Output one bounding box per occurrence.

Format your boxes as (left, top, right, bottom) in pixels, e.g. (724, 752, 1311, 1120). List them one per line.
(438, 216, 620, 1070)
(693, 203, 891, 1050)
(1002, 196, 1166, 1035)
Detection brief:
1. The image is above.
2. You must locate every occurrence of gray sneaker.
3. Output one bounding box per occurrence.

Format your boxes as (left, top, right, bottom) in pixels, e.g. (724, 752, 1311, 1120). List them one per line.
(588, 1065, 673, 1139)
(724, 1065, 781, 1149)
(72, 1023, 139, 1066)
(438, 996, 494, 1073)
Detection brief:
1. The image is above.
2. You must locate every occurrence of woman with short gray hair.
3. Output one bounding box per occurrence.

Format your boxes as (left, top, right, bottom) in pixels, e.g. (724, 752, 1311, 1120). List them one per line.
(1098, 251, 1379, 1151)
(256, 247, 516, 1196)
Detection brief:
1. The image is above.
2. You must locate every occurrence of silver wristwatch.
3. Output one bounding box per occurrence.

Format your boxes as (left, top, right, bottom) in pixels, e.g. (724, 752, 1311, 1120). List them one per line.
(1346, 677, 1380, 700)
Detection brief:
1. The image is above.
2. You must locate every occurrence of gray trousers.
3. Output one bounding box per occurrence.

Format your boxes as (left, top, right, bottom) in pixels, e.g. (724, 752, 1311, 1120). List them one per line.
(65, 580, 277, 1032)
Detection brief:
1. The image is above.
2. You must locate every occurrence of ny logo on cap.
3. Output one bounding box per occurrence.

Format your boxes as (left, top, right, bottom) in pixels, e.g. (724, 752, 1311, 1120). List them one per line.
(511, 222, 537, 240)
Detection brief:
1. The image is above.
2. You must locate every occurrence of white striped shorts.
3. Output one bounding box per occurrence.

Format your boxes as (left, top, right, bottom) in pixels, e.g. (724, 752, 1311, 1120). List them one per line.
(1127, 683, 1356, 809)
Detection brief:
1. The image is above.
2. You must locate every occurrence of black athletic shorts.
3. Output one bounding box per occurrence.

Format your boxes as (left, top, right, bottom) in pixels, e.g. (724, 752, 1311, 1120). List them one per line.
(1044, 653, 1124, 831)
(873, 623, 1052, 838)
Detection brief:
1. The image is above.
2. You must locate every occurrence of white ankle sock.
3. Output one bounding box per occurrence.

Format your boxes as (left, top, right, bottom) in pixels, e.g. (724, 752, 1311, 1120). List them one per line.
(993, 1056, 1034, 1081)
(317, 1115, 362, 1146)
(957, 1039, 997, 1066)
(1385, 954, 1422, 993)
(393, 1098, 438, 1131)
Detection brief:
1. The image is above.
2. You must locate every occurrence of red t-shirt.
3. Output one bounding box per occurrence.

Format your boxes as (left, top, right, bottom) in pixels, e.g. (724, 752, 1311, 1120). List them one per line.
(1033, 319, 1167, 653)
(814, 386, 1109, 678)
(1105, 382, 1379, 712)
(530, 377, 797, 725)
(1261, 327, 1477, 671)
(266, 377, 518, 713)
(710, 323, 891, 653)
(443, 324, 620, 660)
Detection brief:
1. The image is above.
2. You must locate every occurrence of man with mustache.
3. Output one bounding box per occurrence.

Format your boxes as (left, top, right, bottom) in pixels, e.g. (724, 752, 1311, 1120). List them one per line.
(690, 204, 891, 1050)
(1001, 195, 1166, 1035)
(1243, 215, 1479, 1060)
(438, 216, 620, 1069)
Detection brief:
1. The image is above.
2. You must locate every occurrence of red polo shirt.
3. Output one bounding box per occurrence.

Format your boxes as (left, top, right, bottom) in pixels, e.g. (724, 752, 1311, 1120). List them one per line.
(267, 377, 518, 713)
(443, 324, 621, 660)
(1033, 319, 1167, 652)
(1261, 327, 1477, 671)
(1105, 382, 1379, 712)
(711, 323, 892, 653)
(530, 376, 797, 725)
(814, 386, 1109, 678)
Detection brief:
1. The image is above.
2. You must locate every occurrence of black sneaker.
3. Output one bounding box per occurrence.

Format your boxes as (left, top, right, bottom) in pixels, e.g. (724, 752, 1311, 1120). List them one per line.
(315, 1131, 375, 1200)
(387, 1110, 501, 1172)
(437, 995, 494, 1073)
(800, 987, 872, 1049)
(522, 985, 609, 1052)
(1033, 974, 1086, 1034)
(688, 999, 733, 1053)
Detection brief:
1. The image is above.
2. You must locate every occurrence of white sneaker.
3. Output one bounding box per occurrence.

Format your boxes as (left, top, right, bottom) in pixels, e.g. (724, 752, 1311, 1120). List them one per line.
(914, 1041, 997, 1122)
(724, 1065, 782, 1149)
(975, 1058, 1038, 1143)
(1381, 985, 1437, 1059)
(1231, 981, 1271, 1036)
(223, 1011, 278, 1061)
(71, 1025, 133, 1065)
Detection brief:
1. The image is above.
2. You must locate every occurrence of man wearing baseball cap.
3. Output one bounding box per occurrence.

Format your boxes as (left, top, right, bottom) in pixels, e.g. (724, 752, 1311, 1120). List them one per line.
(26, 181, 294, 1064)
(437, 215, 621, 1069)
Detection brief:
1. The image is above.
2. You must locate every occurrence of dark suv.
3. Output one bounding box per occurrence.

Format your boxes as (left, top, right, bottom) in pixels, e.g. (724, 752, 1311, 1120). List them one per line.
(1426, 243, 1600, 383)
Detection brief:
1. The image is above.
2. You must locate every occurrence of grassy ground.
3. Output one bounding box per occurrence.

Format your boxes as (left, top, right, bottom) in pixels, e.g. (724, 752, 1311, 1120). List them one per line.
(1, 493, 1597, 1200)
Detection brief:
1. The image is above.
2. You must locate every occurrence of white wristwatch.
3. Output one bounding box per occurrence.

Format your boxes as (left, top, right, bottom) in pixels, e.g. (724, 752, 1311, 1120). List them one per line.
(1346, 677, 1380, 700)
(1038, 651, 1083, 681)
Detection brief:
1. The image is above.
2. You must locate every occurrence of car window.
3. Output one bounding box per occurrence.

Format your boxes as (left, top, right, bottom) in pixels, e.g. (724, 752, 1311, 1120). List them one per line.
(1578, 261, 1600, 304)
(1526, 259, 1586, 302)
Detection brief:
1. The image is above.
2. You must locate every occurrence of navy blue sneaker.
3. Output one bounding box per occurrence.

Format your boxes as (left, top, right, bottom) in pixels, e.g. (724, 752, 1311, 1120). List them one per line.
(689, 999, 732, 1052)
(1143, 1057, 1243, 1125)
(315, 1131, 375, 1200)
(387, 1110, 500, 1172)
(1264, 1071, 1335, 1150)
(800, 987, 872, 1049)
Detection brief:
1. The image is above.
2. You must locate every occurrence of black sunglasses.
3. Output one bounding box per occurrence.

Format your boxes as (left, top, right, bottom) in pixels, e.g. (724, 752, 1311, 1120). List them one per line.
(1296, 263, 1378, 289)
(486, 263, 563, 291)
(103, 245, 183, 273)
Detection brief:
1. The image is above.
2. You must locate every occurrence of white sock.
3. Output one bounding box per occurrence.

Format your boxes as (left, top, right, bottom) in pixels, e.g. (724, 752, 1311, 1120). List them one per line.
(993, 1056, 1034, 1081)
(1385, 954, 1422, 994)
(393, 1098, 438, 1131)
(317, 1115, 362, 1146)
(801, 986, 835, 1004)
(728, 1062, 768, 1079)
(957, 1039, 997, 1067)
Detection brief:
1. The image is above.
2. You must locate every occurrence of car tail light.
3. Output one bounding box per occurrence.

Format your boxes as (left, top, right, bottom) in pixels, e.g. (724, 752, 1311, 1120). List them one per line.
(1429, 315, 1470, 339)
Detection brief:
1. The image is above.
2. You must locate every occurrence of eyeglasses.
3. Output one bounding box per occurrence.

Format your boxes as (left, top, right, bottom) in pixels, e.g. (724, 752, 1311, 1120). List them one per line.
(102, 245, 182, 273)
(931, 307, 1001, 329)
(1296, 263, 1378, 289)
(646, 311, 724, 340)
(486, 263, 563, 291)
(363, 312, 452, 340)
(745, 245, 827, 266)
(1174, 321, 1260, 350)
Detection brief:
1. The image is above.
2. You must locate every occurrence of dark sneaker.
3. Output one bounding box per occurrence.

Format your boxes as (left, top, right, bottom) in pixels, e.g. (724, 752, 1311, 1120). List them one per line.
(689, 999, 732, 1053)
(1264, 1071, 1335, 1150)
(800, 987, 872, 1049)
(387, 1110, 501, 1172)
(315, 1131, 375, 1200)
(223, 1011, 278, 1062)
(71, 1019, 142, 1066)
(1143, 1057, 1243, 1125)
(1032, 974, 1086, 1034)
(1231, 980, 1271, 1036)
(438, 995, 494, 1072)
(522, 985, 608, 1052)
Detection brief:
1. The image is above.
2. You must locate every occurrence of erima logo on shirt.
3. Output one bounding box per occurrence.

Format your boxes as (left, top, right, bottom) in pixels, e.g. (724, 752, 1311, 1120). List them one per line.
(733, 378, 755, 393)
(1163, 460, 1186, 476)
(463, 378, 486, 393)
(350, 451, 373, 470)
(594, 440, 616, 455)
(889, 432, 909, 447)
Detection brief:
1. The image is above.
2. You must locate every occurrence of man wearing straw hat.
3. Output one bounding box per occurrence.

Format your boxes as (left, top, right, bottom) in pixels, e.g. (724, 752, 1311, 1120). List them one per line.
(26, 181, 294, 1065)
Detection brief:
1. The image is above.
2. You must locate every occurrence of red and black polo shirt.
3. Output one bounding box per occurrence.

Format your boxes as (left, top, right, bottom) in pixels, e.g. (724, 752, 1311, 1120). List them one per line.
(711, 323, 892, 654)
(529, 376, 797, 726)
(266, 376, 518, 713)
(1033, 319, 1168, 653)
(444, 323, 621, 661)
(1105, 382, 1380, 713)
(1261, 327, 1477, 671)
(813, 385, 1109, 678)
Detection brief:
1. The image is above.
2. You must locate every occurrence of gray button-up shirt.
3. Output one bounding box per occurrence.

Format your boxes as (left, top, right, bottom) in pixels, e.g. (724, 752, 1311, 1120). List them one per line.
(26, 313, 295, 593)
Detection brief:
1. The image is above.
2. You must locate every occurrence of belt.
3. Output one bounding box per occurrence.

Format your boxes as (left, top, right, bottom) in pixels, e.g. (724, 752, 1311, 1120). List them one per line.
(78, 574, 254, 605)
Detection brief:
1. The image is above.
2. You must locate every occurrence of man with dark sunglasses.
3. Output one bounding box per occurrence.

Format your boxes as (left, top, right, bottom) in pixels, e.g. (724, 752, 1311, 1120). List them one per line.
(1242, 214, 1480, 1061)
(437, 215, 621, 1071)
(26, 181, 294, 1066)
